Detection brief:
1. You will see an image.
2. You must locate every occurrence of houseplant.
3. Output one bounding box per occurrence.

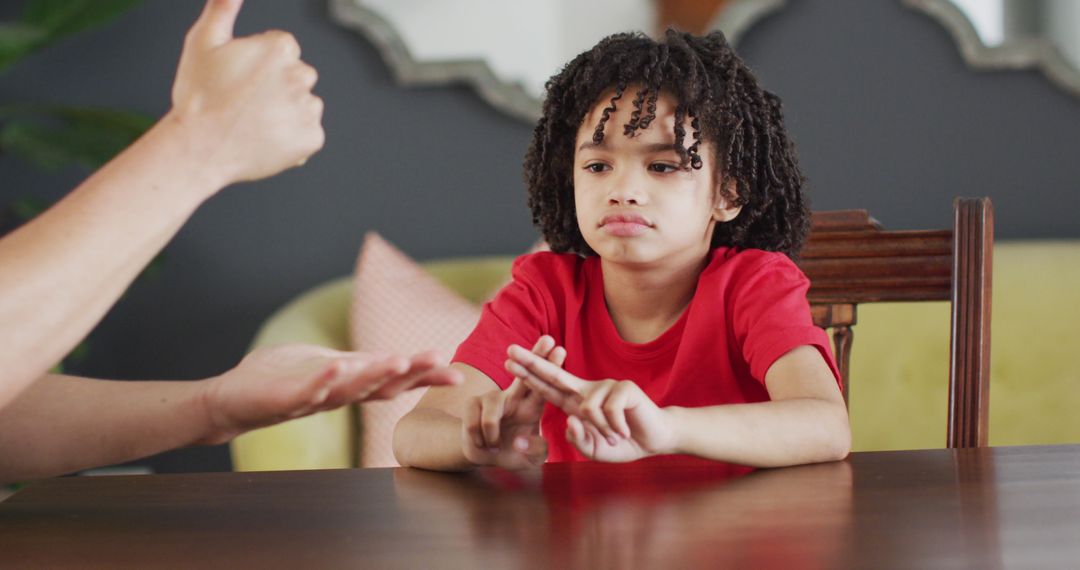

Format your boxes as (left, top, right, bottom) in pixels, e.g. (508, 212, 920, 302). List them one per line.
(0, 0, 159, 371)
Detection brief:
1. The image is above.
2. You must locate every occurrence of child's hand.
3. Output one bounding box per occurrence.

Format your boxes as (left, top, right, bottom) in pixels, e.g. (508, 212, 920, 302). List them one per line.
(461, 336, 566, 470)
(506, 344, 678, 463)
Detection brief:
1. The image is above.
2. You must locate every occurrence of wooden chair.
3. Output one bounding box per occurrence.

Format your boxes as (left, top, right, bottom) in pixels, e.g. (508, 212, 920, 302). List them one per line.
(798, 198, 994, 448)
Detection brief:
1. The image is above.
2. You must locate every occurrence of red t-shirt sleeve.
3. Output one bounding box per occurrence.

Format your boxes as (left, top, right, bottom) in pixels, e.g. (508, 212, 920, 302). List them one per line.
(730, 254, 842, 390)
(452, 254, 551, 389)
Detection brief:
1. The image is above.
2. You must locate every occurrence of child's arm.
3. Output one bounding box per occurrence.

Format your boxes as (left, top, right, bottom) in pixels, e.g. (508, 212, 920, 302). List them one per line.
(507, 344, 850, 467)
(393, 337, 564, 471)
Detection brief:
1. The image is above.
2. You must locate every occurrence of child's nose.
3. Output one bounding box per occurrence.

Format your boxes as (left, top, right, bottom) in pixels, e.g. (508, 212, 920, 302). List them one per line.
(607, 193, 641, 206)
(606, 172, 648, 206)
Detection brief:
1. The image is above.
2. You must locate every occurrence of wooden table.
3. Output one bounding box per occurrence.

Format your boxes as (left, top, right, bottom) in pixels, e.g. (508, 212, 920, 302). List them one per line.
(2, 445, 1078, 569)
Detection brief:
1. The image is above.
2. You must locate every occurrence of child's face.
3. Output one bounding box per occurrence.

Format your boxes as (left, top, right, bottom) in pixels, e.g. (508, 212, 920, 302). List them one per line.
(573, 88, 741, 267)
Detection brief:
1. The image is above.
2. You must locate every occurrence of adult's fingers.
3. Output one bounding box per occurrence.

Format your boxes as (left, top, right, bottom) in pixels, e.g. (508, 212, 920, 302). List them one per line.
(331, 369, 458, 409)
(317, 355, 408, 408)
(413, 367, 464, 389)
(332, 347, 442, 397)
(189, 0, 242, 50)
(252, 29, 301, 59)
(359, 359, 463, 401)
(308, 94, 325, 120)
(406, 350, 449, 370)
(291, 62, 318, 91)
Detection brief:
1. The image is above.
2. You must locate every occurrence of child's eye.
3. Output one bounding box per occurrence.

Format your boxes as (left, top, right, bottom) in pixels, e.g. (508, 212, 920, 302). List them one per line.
(584, 163, 610, 173)
(649, 163, 680, 173)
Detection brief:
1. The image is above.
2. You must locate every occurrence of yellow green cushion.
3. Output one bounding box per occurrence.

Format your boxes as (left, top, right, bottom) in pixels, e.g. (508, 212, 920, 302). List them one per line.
(850, 241, 1080, 450)
(423, 256, 514, 304)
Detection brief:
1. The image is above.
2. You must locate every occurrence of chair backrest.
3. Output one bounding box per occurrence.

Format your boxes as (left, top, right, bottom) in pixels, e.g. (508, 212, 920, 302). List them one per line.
(797, 198, 994, 448)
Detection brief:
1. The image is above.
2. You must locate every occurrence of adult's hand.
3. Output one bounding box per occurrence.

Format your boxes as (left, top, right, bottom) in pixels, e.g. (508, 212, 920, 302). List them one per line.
(170, 0, 324, 187)
(198, 345, 464, 445)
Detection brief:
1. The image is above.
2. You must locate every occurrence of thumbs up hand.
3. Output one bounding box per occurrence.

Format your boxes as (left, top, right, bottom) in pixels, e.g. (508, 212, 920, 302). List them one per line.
(170, 0, 324, 186)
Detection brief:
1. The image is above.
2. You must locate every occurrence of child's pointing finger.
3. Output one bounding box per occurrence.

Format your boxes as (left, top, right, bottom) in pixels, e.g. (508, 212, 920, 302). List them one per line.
(510, 362, 578, 411)
(507, 345, 584, 392)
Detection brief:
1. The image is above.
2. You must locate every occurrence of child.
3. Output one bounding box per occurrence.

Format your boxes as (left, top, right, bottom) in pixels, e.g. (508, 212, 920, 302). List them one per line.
(393, 30, 849, 470)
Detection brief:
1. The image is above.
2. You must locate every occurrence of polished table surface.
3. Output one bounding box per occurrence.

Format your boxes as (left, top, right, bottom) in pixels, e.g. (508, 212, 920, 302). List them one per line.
(2, 445, 1079, 569)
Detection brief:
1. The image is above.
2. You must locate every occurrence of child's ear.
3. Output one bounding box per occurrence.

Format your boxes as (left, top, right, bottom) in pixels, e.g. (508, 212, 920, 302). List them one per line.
(712, 177, 742, 223)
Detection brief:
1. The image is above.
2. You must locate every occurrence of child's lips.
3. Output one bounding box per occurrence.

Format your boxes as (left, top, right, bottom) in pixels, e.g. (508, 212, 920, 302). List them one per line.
(599, 214, 653, 237)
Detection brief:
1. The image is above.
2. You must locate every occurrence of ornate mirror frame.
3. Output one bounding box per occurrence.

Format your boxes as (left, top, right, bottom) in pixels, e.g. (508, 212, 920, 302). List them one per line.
(329, 0, 787, 122)
(904, 0, 1080, 99)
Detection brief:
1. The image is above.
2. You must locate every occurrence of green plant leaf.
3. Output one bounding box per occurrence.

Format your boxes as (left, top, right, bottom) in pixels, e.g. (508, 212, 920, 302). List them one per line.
(22, 0, 142, 42)
(0, 122, 76, 170)
(0, 0, 141, 72)
(140, 252, 167, 281)
(63, 340, 90, 367)
(0, 0, 157, 375)
(10, 196, 49, 221)
(51, 106, 155, 133)
(0, 22, 48, 70)
(0, 105, 153, 170)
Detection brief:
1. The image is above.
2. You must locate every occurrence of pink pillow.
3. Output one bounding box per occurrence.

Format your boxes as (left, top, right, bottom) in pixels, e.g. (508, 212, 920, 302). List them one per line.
(349, 232, 484, 467)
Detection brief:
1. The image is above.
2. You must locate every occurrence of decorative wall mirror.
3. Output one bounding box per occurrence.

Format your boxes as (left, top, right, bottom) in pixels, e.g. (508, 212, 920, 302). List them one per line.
(904, 0, 1080, 99)
(329, 0, 787, 122)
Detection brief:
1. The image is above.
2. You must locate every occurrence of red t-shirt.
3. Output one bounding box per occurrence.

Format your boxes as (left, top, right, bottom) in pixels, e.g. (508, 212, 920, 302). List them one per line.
(453, 248, 841, 462)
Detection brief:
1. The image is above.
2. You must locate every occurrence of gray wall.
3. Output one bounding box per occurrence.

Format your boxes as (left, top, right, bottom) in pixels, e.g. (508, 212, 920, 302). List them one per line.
(2, 0, 1078, 472)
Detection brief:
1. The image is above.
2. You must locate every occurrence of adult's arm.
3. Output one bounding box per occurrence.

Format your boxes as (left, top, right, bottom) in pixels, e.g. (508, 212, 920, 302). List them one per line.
(0, 0, 324, 409)
(0, 345, 461, 484)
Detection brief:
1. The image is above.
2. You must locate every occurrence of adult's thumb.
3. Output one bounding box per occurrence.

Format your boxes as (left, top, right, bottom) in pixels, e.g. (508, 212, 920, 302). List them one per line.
(190, 0, 243, 49)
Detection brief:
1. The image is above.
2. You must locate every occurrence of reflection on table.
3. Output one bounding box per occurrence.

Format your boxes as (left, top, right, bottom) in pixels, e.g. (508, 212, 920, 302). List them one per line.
(394, 456, 852, 569)
(2, 446, 1079, 568)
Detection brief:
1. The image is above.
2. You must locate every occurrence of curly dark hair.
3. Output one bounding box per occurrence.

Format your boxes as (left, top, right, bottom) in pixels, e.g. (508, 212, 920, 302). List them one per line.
(523, 29, 810, 259)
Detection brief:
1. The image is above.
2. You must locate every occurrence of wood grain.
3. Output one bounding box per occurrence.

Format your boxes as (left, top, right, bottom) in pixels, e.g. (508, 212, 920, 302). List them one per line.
(2, 445, 1077, 569)
(801, 198, 994, 446)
